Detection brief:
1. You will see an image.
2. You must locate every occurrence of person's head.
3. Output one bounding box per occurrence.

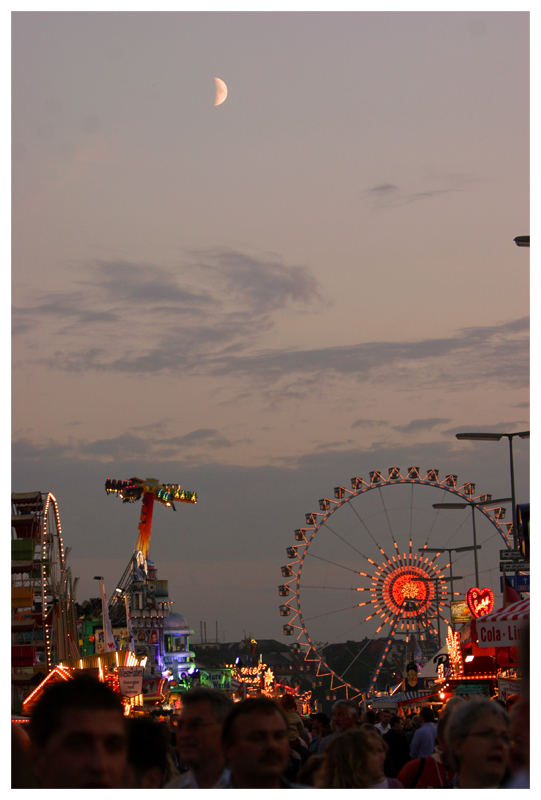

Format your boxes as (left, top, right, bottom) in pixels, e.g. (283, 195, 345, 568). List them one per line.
(222, 697, 290, 788)
(11, 723, 38, 788)
(280, 693, 297, 711)
(389, 714, 403, 730)
(436, 696, 465, 763)
(321, 727, 387, 788)
(363, 708, 377, 725)
(297, 753, 326, 787)
(125, 717, 174, 788)
(331, 699, 359, 732)
(377, 710, 391, 727)
(446, 697, 510, 788)
(420, 705, 435, 723)
(310, 712, 330, 736)
(173, 687, 233, 773)
(29, 674, 128, 788)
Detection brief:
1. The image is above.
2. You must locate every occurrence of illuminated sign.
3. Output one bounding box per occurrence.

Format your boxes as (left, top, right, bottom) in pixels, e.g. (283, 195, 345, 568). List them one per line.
(451, 600, 473, 624)
(466, 587, 495, 618)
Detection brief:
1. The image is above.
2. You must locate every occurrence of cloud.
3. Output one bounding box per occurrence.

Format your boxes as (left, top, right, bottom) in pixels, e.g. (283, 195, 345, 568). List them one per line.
(193, 248, 323, 314)
(155, 428, 240, 451)
(12, 427, 248, 464)
(351, 419, 388, 429)
(392, 418, 452, 434)
(91, 260, 213, 309)
(18, 309, 528, 406)
(366, 176, 472, 209)
(13, 249, 323, 371)
(368, 183, 398, 195)
(441, 421, 530, 437)
(201, 316, 529, 388)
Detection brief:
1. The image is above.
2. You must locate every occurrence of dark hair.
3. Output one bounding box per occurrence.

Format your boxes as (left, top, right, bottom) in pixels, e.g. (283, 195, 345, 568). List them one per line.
(280, 693, 297, 710)
(311, 712, 330, 726)
(29, 674, 125, 747)
(127, 717, 171, 779)
(420, 706, 435, 723)
(180, 686, 234, 724)
(222, 697, 287, 747)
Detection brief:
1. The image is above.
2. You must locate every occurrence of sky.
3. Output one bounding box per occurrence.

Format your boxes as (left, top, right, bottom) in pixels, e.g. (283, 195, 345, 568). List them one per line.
(11, 9, 530, 647)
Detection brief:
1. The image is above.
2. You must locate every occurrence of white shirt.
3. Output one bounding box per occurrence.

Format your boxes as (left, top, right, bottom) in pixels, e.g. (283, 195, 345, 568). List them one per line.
(165, 767, 231, 789)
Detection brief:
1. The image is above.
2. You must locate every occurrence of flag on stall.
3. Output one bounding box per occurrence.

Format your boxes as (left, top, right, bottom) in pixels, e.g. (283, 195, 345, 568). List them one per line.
(99, 579, 117, 652)
(503, 573, 522, 607)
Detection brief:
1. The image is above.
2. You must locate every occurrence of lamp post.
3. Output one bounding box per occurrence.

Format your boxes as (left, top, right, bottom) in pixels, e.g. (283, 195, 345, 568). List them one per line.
(93, 575, 106, 650)
(418, 546, 469, 627)
(411, 577, 444, 649)
(455, 431, 529, 549)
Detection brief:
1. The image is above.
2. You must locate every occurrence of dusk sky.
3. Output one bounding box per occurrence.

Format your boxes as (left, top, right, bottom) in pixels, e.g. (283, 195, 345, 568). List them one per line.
(12, 10, 530, 646)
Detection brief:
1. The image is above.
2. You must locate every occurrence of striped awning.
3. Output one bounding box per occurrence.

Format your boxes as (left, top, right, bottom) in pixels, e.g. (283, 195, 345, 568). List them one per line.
(474, 598, 529, 649)
(370, 690, 435, 707)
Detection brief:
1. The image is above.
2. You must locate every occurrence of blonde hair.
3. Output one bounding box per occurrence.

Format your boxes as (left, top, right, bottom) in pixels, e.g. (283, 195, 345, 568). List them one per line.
(322, 728, 387, 788)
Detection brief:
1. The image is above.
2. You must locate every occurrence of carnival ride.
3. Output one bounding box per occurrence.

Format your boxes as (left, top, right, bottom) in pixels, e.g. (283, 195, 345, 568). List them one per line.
(279, 466, 513, 702)
(11, 491, 79, 682)
(104, 477, 197, 621)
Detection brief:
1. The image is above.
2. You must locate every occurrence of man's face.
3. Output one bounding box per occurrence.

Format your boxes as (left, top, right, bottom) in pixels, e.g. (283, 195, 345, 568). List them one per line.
(379, 711, 391, 726)
(333, 705, 357, 731)
(225, 709, 289, 787)
(174, 699, 223, 769)
(453, 711, 510, 787)
(34, 708, 128, 788)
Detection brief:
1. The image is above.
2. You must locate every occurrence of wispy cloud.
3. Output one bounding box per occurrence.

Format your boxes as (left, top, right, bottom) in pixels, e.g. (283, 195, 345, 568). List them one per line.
(192, 248, 323, 314)
(442, 421, 530, 437)
(366, 175, 473, 209)
(392, 418, 452, 434)
(200, 316, 529, 386)
(13, 425, 248, 463)
(351, 418, 388, 429)
(13, 249, 323, 369)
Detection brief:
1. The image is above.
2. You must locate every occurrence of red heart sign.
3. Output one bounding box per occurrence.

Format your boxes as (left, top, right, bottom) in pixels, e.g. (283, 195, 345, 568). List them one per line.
(466, 587, 495, 618)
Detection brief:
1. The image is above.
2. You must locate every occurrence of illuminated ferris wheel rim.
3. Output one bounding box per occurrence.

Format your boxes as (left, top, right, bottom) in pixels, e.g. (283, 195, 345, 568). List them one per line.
(279, 465, 512, 701)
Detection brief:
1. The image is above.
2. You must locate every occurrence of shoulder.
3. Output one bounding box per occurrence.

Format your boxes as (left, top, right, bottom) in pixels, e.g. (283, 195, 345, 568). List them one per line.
(398, 759, 421, 779)
(164, 771, 197, 789)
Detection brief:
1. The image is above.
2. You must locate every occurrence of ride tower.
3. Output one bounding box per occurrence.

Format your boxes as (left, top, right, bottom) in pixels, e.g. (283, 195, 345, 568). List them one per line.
(104, 477, 198, 700)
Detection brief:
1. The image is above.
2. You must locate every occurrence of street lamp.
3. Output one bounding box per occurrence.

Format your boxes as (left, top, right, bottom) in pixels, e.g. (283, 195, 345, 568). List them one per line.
(411, 576, 446, 649)
(418, 546, 468, 626)
(93, 576, 107, 649)
(455, 431, 529, 548)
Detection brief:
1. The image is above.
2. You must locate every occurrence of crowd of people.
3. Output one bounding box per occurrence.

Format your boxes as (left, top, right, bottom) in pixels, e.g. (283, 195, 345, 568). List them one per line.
(11, 673, 529, 789)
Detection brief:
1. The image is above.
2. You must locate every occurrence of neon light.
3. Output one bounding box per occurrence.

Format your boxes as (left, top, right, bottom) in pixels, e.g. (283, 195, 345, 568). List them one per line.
(466, 586, 495, 618)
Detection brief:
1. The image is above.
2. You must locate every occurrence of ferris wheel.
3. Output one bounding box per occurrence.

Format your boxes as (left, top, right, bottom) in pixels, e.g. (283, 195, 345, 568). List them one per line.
(278, 466, 512, 701)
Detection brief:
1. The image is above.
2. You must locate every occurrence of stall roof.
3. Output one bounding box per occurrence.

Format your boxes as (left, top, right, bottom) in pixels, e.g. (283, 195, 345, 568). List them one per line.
(481, 597, 529, 623)
(474, 597, 529, 649)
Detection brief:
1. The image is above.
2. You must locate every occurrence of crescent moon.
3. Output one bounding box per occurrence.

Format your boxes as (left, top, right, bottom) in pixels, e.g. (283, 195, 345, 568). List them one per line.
(214, 77, 228, 107)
